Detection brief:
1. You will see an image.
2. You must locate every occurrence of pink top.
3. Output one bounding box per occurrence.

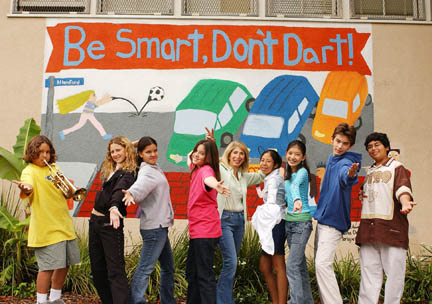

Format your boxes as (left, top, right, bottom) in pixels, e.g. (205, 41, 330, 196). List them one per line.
(188, 164, 222, 239)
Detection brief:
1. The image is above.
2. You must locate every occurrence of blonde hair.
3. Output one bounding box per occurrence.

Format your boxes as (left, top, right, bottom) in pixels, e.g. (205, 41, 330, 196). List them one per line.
(100, 136, 137, 181)
(221, 141, 249, 173)
(57, 90, 95, 114)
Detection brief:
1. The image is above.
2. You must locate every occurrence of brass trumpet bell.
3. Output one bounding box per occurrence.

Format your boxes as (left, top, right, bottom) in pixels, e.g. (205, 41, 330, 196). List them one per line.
(43, 160, 88, 201)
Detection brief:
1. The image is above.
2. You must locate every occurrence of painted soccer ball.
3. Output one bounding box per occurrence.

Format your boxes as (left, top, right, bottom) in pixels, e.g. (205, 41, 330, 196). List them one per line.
(149, 86, 165, 101)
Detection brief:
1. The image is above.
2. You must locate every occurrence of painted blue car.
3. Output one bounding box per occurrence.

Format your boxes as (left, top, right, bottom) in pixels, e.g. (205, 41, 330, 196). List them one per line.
(239, 75, 319, 158)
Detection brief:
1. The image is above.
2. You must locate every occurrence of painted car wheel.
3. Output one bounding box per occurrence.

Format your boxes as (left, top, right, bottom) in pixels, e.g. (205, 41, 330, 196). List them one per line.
(245, 98, 255, 112)
(365, 94, 372, 106)
(220, 132, 234, 148)
(354, 117, 363, 130)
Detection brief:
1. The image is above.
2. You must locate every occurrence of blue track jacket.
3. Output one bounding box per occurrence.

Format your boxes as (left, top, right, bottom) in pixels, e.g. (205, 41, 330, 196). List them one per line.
(313, 151, 362, 233)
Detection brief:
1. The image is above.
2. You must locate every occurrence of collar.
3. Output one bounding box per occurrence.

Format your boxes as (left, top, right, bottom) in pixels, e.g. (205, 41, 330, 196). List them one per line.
(221, 162, 243, 179)
(140, 162, 160, 169)
(372, 157, 393, 169)
(265, 168, 280, 180)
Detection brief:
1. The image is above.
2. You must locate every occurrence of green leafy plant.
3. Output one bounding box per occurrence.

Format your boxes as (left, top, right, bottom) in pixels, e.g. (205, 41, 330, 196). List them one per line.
(63, 233, 98, 296)
(231, 223, 269, 304)
(0, 186, 37, 296)
(403, 245, 432, 302)
(0, 118, 41, 181)
(334, 253, 361, 302)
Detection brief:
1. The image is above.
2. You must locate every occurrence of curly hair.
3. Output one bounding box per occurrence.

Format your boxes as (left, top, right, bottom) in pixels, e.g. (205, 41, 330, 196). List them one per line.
(221, 141, 250, 173)
(100, 136, 137, 181)
(23, 135, 57, 164)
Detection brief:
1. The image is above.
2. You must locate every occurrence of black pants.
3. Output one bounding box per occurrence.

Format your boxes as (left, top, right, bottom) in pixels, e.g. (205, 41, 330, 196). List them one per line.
(89, 214, 129, 304)
(186, 238, 219, 304)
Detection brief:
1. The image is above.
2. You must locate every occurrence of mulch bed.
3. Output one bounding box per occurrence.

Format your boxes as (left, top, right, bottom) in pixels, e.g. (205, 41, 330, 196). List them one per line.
(0, 293, 188, 303)
(0, 293, 101, 303)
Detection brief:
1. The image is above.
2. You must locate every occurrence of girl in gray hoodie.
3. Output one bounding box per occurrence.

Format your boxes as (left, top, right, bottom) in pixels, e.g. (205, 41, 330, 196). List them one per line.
(123, 137, 176, 304)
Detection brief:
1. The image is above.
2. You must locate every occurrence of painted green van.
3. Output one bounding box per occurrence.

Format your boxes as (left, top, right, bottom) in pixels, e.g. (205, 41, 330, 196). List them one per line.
(167, 79, 254, 167)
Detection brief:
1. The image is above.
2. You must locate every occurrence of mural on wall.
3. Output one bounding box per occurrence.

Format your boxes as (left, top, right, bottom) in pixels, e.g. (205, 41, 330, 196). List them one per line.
(41, 21, 373, 234)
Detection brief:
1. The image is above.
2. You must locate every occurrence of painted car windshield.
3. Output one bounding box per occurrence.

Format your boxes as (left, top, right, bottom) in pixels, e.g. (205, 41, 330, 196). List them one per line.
(229, 87, 247, 112)
(352, 94, 361, 112)
(242, 114, 284, 138)
(219, 103, 233, 127)
(321, 98, 348, 119)
(287, 97, 309, 134)
(174, 109, 217, 135)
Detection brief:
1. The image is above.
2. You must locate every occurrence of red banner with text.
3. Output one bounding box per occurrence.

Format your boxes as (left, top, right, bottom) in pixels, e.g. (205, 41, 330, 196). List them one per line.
(46, 23, 371, 75)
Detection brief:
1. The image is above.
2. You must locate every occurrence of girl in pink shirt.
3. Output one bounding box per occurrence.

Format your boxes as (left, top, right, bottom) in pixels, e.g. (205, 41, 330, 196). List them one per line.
(186, 139, 230, 304)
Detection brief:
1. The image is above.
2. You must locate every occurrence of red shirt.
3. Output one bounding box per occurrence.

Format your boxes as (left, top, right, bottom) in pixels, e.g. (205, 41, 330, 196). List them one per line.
(187, 164, 222, 239)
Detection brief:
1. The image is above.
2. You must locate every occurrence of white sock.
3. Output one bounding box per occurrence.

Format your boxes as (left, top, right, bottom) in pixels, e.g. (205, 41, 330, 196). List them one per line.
(49, 288, 62, 301)
(36, 293, 48, 303)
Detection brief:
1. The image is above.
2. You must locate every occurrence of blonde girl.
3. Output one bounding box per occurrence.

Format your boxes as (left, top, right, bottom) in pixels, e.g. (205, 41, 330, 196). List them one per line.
(89, 136, 136, 304)
(58, 90, 112, 140)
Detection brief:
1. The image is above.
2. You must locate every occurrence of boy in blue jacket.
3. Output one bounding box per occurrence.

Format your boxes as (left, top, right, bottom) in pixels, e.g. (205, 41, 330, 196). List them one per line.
(313, 123, 362, 304)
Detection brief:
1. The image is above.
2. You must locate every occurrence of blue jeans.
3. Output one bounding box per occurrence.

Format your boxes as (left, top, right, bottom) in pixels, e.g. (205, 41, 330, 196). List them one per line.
(216, 211, 245, 304)
(285, 220, 314, 304)
(129, 227, 175, 304)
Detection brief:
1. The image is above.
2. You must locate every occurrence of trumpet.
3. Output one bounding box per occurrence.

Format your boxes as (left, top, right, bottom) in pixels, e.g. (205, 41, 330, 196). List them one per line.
(43, 160, 87, 201)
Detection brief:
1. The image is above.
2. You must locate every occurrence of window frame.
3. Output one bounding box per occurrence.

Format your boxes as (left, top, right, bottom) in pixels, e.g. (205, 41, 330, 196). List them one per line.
(266, 0, 342, 18)
(350, 0, 426, 20)
(12, 0, 90, 14)
(182, 0, 259, 16)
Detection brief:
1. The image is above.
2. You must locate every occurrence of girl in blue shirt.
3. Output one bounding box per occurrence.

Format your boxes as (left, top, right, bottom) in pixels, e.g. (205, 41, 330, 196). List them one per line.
(284, 140, 314, 304)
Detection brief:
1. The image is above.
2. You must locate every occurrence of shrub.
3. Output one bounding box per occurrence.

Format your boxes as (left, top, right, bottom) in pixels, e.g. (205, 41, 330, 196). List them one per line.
(64, 234, 98, 295)
(0, 182, 38, 297)
(403, 245, 432, 302)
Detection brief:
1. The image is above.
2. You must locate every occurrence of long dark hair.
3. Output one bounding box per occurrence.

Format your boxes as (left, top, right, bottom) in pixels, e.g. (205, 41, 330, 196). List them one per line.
(284, 140, 311, 183)
(260, 149, 282, 170)
(137, 136, 157, 166)
(190, 139, 221, 180)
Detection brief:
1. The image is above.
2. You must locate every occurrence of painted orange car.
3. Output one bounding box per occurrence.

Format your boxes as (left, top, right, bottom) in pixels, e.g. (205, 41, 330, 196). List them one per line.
(312, 71, 370, 144)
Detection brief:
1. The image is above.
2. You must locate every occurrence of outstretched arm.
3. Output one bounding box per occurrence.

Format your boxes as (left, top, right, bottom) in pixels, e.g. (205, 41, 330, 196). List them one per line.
(96, 94, 112, 106)
(122, 190, 136, 206)
(400, 194, 416, 214)
(204, 176, 230, 197)
(347, 163, 360, 178)
(12, 180, 33, 196)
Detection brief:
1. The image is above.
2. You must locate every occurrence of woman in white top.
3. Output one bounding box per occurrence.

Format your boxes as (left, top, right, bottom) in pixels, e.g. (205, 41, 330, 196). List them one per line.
(206, 128, 265, 304)
(256, 149, 287, 304)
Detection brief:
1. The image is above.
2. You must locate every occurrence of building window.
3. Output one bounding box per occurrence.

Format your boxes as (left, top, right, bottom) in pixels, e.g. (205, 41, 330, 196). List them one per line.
(351, 0, 426, 20)
(12, 0, 90, 13)
(182, 0, 258, 16)
(97, 0, 174, 15)
(266, 0, 341, 18)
